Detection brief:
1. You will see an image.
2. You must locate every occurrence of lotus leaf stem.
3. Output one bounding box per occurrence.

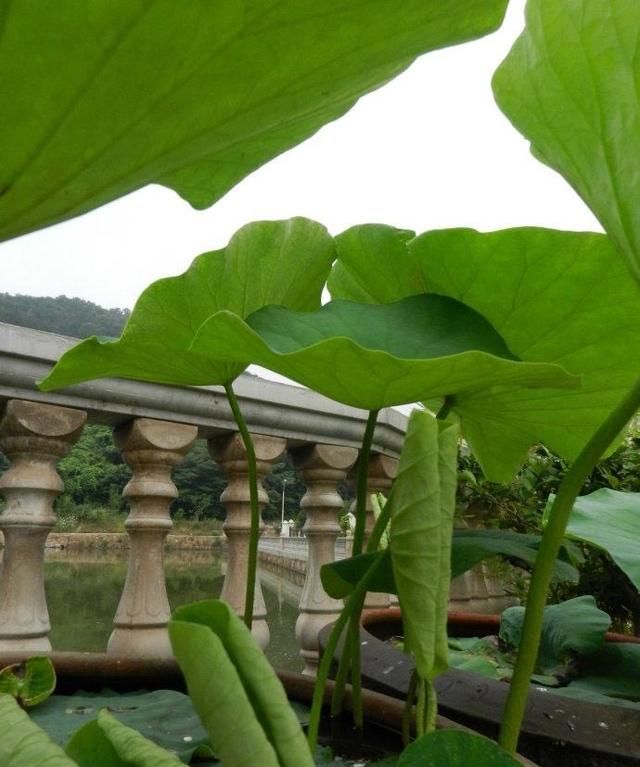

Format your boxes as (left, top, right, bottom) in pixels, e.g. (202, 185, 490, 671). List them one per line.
(224, 382, 260, 630)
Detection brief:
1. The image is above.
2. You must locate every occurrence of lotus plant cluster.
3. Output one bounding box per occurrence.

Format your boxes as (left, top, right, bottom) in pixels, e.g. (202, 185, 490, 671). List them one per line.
(1, 0, 640, 765)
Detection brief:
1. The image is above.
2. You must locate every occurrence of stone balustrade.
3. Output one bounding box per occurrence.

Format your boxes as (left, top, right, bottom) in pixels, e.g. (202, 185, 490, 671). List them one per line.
(0, 322, 511, 669)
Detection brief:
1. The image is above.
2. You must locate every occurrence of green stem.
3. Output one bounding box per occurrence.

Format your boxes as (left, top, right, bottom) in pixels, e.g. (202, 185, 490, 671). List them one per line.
(307, 551, 387, 752)
(426, 678, 437, 733)
(499, 376, 640, 753)
(402, 671, 419, 747)
(329, 626, 353, 718)
(331, 489, 390, 721)
(366, 499, 392, 554)
(352, 409, 379, 556)
(416, 677, 426, 738)
(224, 382, 260, 630)
(350, 614, 363, 730)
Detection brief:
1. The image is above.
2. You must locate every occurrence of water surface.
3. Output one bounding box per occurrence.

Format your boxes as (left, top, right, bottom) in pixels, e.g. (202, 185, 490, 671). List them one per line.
(44, 549, 304, 672)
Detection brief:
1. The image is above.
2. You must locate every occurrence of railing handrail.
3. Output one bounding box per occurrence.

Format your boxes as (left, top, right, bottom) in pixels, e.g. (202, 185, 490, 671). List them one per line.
(0, 321, 406, 454)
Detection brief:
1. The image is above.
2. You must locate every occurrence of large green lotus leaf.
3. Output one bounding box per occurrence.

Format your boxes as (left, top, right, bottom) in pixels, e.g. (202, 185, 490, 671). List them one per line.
(500, 596, 610, 673)
(450, 529, 578, 585)
(321, 529, 578, 599)
(564, 488, 640, 591)
(31, 690, 209, 761)
(190, 293, 577, 411)
(0, 0, 508, 242)
(398, 731, 522, 767)
(492, 0, 640, 287)
(170, 600, 314, 767)
(570, 643, 640, 702)
(0, 694, 76, 767)
(330, 225, 640, 480)
(546, 683, 640, 711)
(67, 711, 183, 767)
(39, 218, 334, 391)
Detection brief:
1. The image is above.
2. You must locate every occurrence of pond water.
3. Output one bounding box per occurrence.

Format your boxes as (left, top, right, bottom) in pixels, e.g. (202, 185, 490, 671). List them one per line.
(44, 549, 304, 672)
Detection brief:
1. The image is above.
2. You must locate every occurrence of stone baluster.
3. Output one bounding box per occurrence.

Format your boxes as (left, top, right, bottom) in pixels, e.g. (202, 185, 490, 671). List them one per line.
(450, 568, 492, 613)
(0, 399, 86, 651)
(108, 418, 197, 657)
(209, 432, 285, 650)
(350, 453, 398, 610)
(482, 563, 517, 613)
(292, 443, 357, 675)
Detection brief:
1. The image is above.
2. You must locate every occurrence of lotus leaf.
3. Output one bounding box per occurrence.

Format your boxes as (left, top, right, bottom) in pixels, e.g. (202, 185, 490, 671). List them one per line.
(30, 689, 209, 761)
(329, 224, 640, 480)
(321, 528, 578, 599)
(398, 730, 522, 766)
(500, 596, 610, 673)
(189, 293, 577, 411)
(387, 410, 446, 679)
(0, 693, 75, 767)
(0, 0, 508, 241)
(169, 600, 313, 767)
(67, 710, 184, 766)
(0, 656, 56, 708)
(564, 488, 640, 591)
(40, 218, 334, 390)
(493, 0, 640, 287)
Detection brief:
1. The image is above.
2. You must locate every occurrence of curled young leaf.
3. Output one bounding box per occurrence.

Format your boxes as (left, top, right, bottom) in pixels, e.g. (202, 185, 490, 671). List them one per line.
(388, 410, 442, 680)
(0, 656, 56, 708)
(66, 710, 183, 767)
(169, 600, 314, 767)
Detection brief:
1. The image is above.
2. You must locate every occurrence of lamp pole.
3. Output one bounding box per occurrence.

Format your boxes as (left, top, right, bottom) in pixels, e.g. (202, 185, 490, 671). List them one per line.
(280, 478, 288, 536)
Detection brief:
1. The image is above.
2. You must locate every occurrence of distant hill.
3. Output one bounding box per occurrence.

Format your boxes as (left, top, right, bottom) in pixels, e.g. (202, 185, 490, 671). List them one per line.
(0, 292, 130, 338)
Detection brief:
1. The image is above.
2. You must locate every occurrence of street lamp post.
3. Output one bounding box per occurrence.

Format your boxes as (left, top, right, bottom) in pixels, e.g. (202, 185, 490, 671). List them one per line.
(280, 478, 288, 536)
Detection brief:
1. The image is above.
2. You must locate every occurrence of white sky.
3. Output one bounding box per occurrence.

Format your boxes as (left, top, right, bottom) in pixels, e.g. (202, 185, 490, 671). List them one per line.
(0, 0, 599, 310)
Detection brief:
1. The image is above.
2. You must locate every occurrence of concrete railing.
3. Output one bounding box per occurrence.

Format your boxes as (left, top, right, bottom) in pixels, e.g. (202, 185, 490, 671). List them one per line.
(258, 535, 352, 562)
(0, 322, 404, 673)
(0, 322, 510, 675)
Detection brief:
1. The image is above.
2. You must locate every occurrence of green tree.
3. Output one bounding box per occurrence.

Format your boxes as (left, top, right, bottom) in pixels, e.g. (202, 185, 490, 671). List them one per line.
(0, 292, 129, 337)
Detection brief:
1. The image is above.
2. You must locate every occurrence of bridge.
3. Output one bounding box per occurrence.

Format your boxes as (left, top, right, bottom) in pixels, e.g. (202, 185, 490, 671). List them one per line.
(0, 321, 504, 675)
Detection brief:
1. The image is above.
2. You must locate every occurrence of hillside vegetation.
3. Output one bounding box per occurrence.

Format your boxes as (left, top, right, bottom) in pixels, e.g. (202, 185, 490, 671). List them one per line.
(0, 292, 130, 338)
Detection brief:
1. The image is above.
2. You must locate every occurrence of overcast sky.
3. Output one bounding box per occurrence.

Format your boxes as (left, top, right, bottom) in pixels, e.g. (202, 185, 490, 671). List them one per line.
(1, 0, 599, 310)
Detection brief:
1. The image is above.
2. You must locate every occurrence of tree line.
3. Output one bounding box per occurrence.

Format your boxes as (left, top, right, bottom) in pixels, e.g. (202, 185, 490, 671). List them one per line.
(0, 291, 130, 338)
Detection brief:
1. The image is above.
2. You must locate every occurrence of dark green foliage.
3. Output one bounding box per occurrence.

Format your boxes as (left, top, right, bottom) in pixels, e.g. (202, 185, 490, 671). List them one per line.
(0, 292, 129, 338)
(263, 459, 307, 525)
(172, 442, 227, 521)
(49, 425, 309, 528)
(55, 426, 130, 521)
(457, 425, 640, 632)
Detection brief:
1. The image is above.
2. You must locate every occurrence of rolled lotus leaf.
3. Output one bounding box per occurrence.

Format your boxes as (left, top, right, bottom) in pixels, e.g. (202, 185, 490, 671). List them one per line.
(169, 600, 313, 767)
(0, 693, 76, 767)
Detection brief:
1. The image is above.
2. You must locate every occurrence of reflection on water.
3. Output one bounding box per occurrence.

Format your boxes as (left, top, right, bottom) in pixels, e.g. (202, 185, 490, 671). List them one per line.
(44, 549, 304, 672)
